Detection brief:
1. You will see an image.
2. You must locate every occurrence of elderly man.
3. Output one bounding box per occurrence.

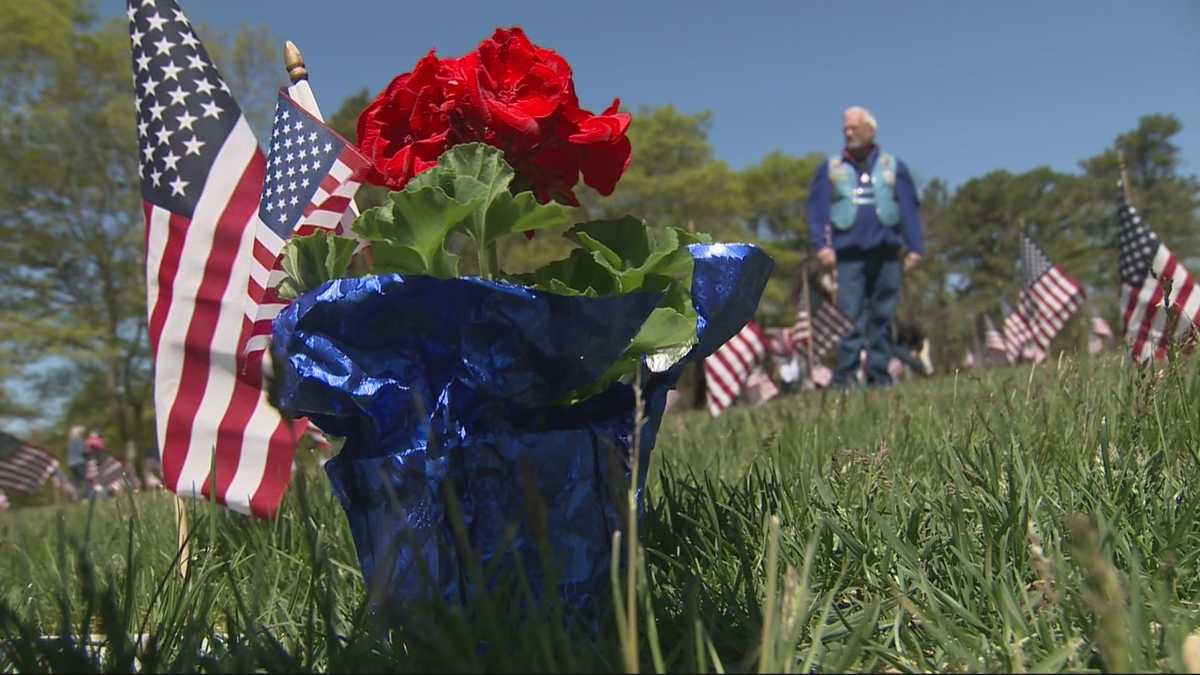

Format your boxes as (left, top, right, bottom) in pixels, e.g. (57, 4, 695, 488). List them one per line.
(806, 106, 924, 387)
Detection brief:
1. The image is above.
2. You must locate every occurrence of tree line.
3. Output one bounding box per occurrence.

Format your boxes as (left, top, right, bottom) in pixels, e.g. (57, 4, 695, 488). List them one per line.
(1, 2, 1197, 462)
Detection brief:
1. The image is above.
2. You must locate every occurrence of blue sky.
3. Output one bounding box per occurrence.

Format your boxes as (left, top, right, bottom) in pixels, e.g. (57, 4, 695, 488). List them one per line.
(104, 0, 1200, 189)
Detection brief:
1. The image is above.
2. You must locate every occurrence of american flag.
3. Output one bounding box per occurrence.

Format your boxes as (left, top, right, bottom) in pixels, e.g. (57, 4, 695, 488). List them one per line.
(742, 366, 780, 406)
(1012, 232, 1085, 358)
(128, 0, 300, 517)
(764, 299, 851, 377)
(961, 350, 976, 370)
(978, 312, 1011, 363)
(1089, 315, 1114, 356)
(704, 321, 767, 416)
(52, 470, 81, 502)
(1000, 298, 1034, 362)
(85, 453, 142, 495)
(0, 431, 59, 495)
(241, 87, 369, 360)
(765, 325, 798, 358)
(801, 300, 853, 361)
(1118, 183, 1199, 361)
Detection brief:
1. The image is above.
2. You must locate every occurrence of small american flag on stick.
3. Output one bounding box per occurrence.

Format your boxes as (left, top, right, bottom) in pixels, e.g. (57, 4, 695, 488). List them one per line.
(1001, 298, 1035, 362)
(765, 300, 851, 369)
(0, 431, 59, 495)
(1118, 181, 1199, 362)
(704, 321, 767, 416)
(241, 87, 369, 360)
(800, 300, 853, 361)
(85, 452, 142, 495)
(128, 0, 301, 517)
(978, 312, 1011, 364)
(1089, 315, 1114, 356)
(1013, 232, 1085, 357)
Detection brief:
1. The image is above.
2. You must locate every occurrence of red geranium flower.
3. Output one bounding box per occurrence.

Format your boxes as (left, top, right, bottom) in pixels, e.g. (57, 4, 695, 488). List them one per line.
(356, 50, 463, 190)
(356, 28, 632, 205)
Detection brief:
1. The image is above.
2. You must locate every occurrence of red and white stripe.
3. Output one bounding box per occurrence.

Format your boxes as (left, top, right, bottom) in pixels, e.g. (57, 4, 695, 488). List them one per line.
(765, 326, 798, 357)
(807, 302, 853, 361)
(983, 316, 1009, 362)
(144, 116, 301, 518)
(1122, 246, 1200, 362)
(1016, 266, 1085, 354)
(704, 321, 767, 416)
(242, 82, 365, 362)
(1002, 308, 1033, 361)
(0, 437, 60, 495)
(85, 453, 141, 494)
(242, 156, 363, 359)
(766, 301, 851, 372)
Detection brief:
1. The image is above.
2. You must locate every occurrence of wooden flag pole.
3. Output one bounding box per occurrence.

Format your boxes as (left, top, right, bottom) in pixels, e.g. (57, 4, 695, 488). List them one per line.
(284, 40, 372, 274)
(174, 494, 190, 578)
(1118, 152, 1132, 342)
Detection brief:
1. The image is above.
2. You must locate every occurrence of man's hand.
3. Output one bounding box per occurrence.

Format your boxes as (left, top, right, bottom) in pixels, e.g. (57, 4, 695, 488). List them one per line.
(904, 252, 922, 272)
(817, 247, 837, 269)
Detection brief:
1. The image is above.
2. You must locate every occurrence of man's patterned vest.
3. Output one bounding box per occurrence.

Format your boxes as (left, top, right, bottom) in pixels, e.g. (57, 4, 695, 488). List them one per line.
(827, 151, 901, 230)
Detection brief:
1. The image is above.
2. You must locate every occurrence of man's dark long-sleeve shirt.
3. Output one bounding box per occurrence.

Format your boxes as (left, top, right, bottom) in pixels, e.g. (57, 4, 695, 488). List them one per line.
(806, 147, 924, 255)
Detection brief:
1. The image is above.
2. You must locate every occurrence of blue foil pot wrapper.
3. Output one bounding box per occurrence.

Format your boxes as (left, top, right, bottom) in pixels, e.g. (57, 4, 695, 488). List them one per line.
(271, 243, 772, 611)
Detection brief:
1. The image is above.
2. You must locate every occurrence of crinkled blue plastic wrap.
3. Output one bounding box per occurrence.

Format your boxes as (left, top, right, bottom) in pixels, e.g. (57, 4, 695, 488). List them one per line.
(271, 243, 772, 612)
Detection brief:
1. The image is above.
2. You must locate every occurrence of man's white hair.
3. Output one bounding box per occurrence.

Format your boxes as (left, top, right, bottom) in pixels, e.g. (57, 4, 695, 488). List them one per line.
(843, 106, 877, 131)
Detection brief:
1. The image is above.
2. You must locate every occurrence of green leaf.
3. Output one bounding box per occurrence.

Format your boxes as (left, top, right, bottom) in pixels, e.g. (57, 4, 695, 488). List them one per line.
(408, 142, 514, 205)
(509, 249, 617, 297)
(406, 143, 565, 249)
(277, 232, 359, 300)
(350, 186, 473, 278)
(572, 219, 692, 293)
(483, 191, 567, 245)
(529, 221, 709, 405)
(629, 307, 696, 354)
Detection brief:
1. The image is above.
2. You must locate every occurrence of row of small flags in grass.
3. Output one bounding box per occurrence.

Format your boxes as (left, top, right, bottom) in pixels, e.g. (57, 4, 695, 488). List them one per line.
(0, 430, 147, 506)
(0, 424, 333, 509)
(704, 181, 1199, 416)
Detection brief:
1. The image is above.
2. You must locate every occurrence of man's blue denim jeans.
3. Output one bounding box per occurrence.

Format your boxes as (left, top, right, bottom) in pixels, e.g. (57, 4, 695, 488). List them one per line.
(834, 250, 901, 386)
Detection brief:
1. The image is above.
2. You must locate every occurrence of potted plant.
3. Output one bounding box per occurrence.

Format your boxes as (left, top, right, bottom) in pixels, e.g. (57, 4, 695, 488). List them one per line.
(269, 27, 772, 612)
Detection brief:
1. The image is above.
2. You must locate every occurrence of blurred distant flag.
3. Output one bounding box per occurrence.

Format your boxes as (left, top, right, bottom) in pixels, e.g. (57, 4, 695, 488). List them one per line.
(0, 490, 7, 511)
(978, 312, 1011, 364)
(1118, 182, 1200, 361)
(51, 469, 80, 502)
(1000, 298, 1035, 362)
(1089, 315, 1114, 356)
(241, 88, 370, 361)
(765, 298, 851, 388)
(1013, 232, 1085, 358)
(0, 431, 59, 495)
(961, 350, 976, 370)
(798, 301, 853, 362)
(742, 366, 779, 406)
(85, 452, 141, 495)
(765, 325, 798, 359)
(127, 0, 300, 517)
(705, 321, 767, 416)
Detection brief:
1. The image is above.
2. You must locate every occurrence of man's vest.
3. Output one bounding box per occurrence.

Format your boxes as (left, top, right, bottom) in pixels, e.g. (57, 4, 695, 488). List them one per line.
(827, 151, 901, 230)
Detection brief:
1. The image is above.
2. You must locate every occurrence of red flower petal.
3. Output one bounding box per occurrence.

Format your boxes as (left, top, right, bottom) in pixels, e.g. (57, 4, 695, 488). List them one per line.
(579, 135, 632, 196)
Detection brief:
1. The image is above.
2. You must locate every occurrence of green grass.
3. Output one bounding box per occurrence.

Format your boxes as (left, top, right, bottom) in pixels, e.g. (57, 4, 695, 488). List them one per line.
(3, 353, 1200, 672)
